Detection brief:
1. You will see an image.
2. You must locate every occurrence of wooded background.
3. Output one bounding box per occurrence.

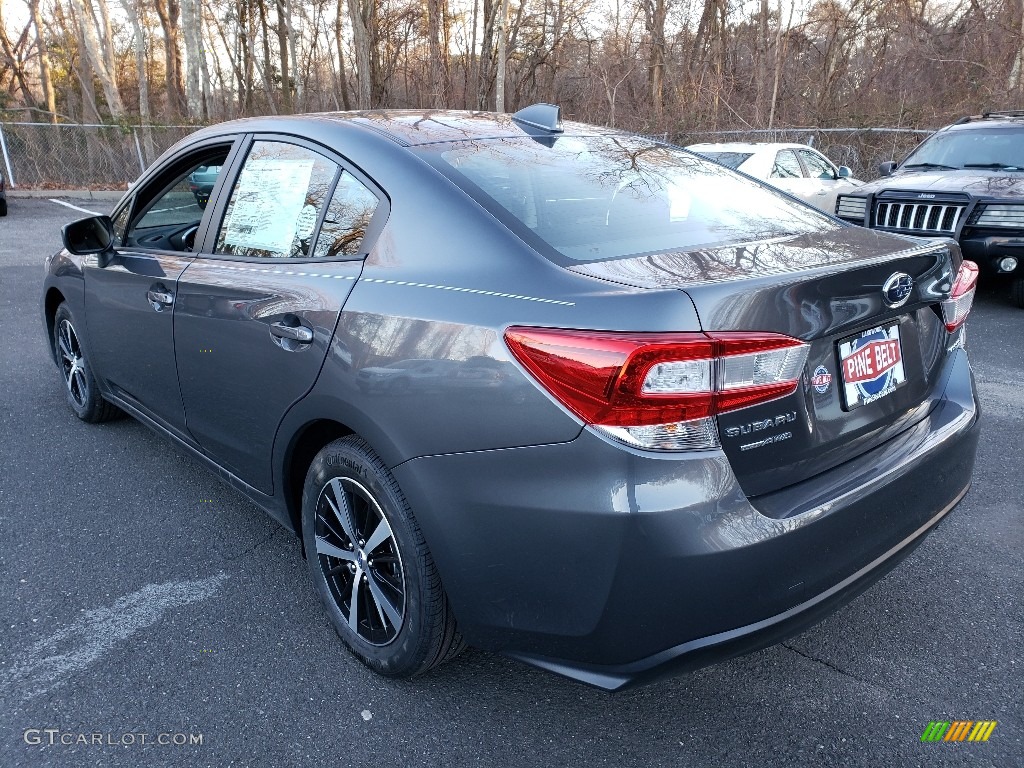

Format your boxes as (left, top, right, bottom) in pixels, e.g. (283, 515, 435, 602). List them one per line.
(1, 0, 1023, 136)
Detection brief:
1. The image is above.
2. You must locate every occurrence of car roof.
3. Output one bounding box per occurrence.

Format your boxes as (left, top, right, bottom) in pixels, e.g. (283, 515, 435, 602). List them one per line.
(187, 109, 622, 148)
(945, 114, 1024, 132)
(686, 142, 815, 153)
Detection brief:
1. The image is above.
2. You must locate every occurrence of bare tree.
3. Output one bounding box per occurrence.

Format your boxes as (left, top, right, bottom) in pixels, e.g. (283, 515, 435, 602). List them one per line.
(348, 0, 375, 108)
(154, 0, 186, 115)
(427, 0, 450, 107)
(68, 0, 126, 117)
(642, 0, 667, 123)
(27, 0, 57, 123)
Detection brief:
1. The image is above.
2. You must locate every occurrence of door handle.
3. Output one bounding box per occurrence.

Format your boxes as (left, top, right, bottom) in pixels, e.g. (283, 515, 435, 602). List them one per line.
(269, 322, 314, 343)
(147, 289, 174, 310)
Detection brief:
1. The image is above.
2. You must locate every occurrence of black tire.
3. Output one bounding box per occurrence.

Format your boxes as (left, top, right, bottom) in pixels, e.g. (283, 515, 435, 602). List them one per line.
(0, 198, 7, 216)
(302, 435, 465, 677)
(53, 303, 120, 422)
(1011, 277, 1024, 309)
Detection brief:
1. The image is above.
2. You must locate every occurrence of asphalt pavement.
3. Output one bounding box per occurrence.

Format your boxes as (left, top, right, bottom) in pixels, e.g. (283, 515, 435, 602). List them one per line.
(1, 197, 1020, 767)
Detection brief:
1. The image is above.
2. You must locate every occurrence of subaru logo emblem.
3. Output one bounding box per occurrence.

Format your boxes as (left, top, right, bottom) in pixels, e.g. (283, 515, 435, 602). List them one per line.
(882, 272, 914, 308)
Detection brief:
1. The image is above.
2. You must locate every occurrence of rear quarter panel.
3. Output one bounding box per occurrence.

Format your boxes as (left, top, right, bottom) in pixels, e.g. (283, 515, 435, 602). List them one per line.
(277, 132, 704, 469)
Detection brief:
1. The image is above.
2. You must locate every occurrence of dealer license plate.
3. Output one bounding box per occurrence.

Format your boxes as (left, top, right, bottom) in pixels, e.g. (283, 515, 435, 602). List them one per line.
(838, 324, 906, 410)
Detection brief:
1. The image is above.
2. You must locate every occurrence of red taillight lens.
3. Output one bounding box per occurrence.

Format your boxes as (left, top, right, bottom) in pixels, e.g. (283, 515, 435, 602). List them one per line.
(504, 327, 809, 450)
(941, 260, 979, 332)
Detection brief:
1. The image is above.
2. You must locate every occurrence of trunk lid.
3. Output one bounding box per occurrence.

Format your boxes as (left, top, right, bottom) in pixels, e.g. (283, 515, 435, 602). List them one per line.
(569, 227, 957, 497)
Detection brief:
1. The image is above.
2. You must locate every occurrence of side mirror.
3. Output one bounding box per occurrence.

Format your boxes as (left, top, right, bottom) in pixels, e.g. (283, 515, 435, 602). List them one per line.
(837, 166, 852, 179)
(878, 161, 897, 177)
(62, 215, 114, 256)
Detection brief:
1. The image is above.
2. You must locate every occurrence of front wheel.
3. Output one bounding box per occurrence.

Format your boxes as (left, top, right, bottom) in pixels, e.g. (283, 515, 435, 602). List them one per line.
(52, 303, 120, 422)
(301, 435, 465, 677)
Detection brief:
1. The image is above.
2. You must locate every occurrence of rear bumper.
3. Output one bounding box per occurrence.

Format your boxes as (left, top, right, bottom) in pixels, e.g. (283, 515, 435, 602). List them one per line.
(392, 349, 979, 690)
(508, 484, 969, 691)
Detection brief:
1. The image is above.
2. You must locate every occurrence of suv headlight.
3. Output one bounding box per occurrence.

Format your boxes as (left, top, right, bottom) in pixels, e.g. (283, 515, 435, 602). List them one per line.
(836, 195, 867, 220)
(974, 204, 1024, 228)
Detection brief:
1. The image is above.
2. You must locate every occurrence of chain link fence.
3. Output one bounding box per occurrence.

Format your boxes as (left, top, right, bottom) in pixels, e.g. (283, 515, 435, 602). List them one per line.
(0, 123, 199, 189)
(0, 122, 938, 190)
(671, 127, 936, 181)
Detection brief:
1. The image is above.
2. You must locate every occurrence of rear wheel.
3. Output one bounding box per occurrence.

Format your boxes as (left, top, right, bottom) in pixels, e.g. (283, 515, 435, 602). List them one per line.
(0, 198, 7, 216)
(1011, 277, 1024, 309)
(302, 435, 464, 677)
(53, 303, 120, 422)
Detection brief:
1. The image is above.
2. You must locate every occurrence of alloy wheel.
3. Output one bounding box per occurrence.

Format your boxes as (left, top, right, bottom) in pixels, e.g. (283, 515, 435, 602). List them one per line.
(57, 319, 89, 408)
(314, 476, 406, 645)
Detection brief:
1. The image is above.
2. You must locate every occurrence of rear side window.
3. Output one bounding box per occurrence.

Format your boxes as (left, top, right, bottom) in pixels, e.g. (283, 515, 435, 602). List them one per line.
(433, 137, 833, 262)
(312, 172, 379, 258)
(215, 141, 338, 259)
(696, 151, 753, 170)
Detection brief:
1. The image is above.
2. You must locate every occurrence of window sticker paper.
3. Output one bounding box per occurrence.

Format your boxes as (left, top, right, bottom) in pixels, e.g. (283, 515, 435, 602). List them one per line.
(224, 158, 314, 253)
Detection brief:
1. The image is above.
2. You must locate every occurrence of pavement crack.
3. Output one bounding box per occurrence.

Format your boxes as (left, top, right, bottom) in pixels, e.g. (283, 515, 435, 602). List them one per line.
(781, 643, 867, 684)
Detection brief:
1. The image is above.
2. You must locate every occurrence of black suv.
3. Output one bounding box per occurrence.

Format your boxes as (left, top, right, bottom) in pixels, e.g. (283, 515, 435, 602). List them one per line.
(835, 111, 1024, 307)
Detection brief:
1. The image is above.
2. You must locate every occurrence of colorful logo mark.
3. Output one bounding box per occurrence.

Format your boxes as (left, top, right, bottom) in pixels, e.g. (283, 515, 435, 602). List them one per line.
(921, 721, 997, 742)
(811, 365, 832, 394)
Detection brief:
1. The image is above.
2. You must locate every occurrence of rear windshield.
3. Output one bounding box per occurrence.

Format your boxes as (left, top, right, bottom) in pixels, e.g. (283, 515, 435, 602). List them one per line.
(903, 127, 1024, 170)
(691, 151, 753, 170)
(432, 136, 833, 262)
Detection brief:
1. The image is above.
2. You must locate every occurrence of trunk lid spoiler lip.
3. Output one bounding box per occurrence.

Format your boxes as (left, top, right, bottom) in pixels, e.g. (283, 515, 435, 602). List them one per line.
(566, 237, 953, 291)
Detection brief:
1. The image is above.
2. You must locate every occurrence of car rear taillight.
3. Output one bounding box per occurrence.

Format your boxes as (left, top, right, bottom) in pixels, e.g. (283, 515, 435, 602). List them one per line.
(941, 260, 979, 333)
(504, 327, 809, 451)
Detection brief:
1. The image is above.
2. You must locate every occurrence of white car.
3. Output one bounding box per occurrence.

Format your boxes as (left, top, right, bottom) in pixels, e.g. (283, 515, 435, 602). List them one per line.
(685, 142, 863, 214)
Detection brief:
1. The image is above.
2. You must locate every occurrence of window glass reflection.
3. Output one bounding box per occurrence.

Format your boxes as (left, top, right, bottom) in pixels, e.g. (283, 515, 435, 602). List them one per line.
(216, 141, 338, 259)
(436, 137, 834, 262)
(904, 127, 1024, 169)
(771, 150, 803, 179)
(313, 172, 379, 258)
(799, 149, 835, 179)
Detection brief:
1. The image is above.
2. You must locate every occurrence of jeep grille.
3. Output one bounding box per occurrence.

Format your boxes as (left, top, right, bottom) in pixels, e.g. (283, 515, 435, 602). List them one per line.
(873, 201, 966, 234)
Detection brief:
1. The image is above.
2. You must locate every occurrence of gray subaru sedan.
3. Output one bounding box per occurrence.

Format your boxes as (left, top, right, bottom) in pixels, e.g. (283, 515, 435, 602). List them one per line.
(42, 105, 980, 690)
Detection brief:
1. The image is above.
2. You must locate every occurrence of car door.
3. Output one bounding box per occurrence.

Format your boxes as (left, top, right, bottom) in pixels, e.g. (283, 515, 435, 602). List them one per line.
(797, 148, 845, 212)
(173, 136, 384, 494)
(766, 149, 813, 203)
(83, 138, 240, 438)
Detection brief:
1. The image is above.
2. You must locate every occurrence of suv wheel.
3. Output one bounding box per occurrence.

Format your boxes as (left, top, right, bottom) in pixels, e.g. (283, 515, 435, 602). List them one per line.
(301, 435, 465, 677)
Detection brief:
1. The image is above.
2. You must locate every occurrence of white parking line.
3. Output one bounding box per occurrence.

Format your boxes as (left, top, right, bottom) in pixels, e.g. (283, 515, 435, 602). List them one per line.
(0, 574, 227, 704)
(150, 203, 197, 213)
(49, 198, 102, 216)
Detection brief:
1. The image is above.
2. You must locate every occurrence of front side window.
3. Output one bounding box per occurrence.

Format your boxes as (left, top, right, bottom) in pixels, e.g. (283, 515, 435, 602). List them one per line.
(432, 136, 833, 262)
(111, 202, 131, 247)
(215, 141, 338, 259)
(799, 149, 836, 179)
(771, 150, 803, 179)
(124, 147, 230, 250)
